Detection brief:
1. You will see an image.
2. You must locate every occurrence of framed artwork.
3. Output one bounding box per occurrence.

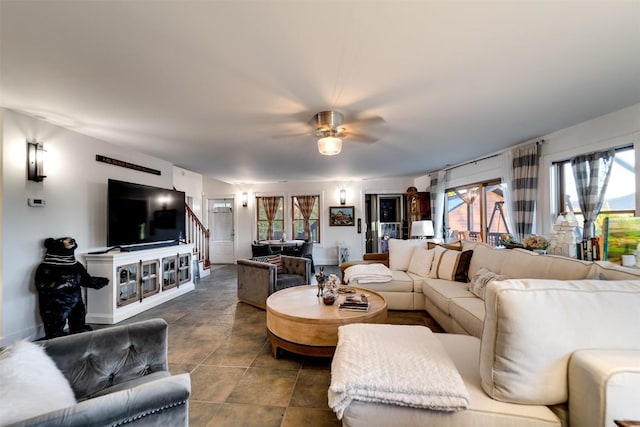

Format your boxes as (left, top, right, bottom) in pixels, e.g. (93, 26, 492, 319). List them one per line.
(329, 206, 355, 226)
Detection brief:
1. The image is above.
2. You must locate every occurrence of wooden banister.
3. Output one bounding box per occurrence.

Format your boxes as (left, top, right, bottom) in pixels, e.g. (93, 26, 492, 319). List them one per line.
(185, 203, 210, 269)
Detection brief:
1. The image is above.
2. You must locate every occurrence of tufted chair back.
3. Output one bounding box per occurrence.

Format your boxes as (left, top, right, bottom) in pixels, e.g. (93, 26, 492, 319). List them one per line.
(43, 318, 168, 400)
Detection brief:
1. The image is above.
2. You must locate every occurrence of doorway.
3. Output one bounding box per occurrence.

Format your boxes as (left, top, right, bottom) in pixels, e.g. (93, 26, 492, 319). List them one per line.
(365, 194, 404, 253)
(208, 198, 235, 264)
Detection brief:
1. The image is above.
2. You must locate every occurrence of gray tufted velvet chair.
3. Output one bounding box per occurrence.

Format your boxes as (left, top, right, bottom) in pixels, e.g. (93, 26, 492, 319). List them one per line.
(236, 255, 311, 309)
(11, 318, 190, 426)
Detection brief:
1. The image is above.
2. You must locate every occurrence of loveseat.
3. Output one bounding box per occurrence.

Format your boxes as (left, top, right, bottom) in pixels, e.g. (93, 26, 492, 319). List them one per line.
(1, 318, 191, 426)
(332, 278, 640, 427)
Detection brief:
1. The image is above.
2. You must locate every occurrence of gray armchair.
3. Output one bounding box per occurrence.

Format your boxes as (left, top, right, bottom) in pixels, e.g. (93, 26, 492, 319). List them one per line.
(237, 255, 311, 309)
(11, 319, 190, 427)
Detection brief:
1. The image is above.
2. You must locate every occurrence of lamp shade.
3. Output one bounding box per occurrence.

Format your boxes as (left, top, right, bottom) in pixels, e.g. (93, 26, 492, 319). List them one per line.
(410, 220, 434, 238)
(318, 137, 342, 155)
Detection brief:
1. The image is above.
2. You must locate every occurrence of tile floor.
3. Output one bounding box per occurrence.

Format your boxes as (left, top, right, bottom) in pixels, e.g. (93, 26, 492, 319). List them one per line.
(114, 264, 443, 427)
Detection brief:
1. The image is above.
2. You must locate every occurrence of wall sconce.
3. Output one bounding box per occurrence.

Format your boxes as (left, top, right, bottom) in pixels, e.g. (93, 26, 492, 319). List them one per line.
(241, 192, 248, 207)
(339, 189, 346, 205)
(27, 141, 47, 182)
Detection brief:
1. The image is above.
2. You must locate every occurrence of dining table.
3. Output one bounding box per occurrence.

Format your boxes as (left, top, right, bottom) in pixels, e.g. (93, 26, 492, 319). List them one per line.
(259, 239, 305, 253)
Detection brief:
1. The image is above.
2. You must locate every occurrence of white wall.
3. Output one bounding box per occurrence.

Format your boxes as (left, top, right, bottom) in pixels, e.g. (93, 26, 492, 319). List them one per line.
(1, 109, 174, 345)
(173, 166, 203, 219)
(429, 103, 640, 237)
(203, 177, 414, 265)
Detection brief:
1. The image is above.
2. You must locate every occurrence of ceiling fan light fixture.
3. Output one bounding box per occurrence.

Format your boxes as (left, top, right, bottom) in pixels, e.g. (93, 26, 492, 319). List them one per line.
(318, 136, 342, 156)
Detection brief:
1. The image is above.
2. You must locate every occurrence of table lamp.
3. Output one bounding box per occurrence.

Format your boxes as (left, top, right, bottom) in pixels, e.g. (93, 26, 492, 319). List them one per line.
(410, 220, 434, 239)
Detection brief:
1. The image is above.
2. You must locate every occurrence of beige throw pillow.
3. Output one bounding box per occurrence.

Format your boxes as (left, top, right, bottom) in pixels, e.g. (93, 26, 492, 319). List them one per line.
(429, 247, 473, 282)
(388, 239, 425, 271)
(407, 246, 435, 276)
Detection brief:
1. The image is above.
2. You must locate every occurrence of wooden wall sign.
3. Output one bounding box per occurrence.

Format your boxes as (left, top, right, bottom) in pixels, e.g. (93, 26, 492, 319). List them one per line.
(96, 155, 161, 175)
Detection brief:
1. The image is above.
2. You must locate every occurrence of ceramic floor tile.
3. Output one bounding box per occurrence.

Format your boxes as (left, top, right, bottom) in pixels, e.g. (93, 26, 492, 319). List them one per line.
(281, 407, 341, 427)
(207, 403, 285, 427)
(226, 367, 299, 407)
(190, 365, 246, 403)
(115, 264, 446, 427)
(189, 401, 222, 427)
(289, 369, 332, 408)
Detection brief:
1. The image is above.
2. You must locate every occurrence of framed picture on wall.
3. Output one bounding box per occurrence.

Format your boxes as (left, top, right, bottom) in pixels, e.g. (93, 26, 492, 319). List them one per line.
(329, 206, 355, 226)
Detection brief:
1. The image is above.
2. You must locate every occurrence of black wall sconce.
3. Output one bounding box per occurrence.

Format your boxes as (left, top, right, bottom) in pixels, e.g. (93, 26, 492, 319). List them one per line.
(242, 192, 248, 207)
(339, 189, 346, 205)
(27, 141, 47, 182)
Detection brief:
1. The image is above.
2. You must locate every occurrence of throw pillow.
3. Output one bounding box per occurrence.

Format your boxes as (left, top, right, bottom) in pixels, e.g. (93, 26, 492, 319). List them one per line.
(265, 254, 284, 273)
(388, 239, 425, 271)
(427, 241, 463, 251)
(0, 340, 76, 425)
(429, 247, 473, 282)
(407, 246, 436, 276)
(469, 267, 509, 300)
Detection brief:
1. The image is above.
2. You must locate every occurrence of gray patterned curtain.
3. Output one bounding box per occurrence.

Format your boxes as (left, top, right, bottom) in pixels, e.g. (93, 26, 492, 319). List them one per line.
(571, 149, 615, 239)
(509, 143, 539, 242)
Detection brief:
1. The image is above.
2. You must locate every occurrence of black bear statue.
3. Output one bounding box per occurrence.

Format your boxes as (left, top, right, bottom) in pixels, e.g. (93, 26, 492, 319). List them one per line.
(35, 237, 109, 339)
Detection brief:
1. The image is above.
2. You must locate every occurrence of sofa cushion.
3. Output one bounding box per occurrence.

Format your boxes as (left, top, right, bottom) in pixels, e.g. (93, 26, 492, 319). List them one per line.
(422, 278, 475, 316)
(480, 278, 640, 405)
(500, 249, 592, 280)
(407, 246, 435, 276)
(593, 261, 640, 280)
(449, 297, 486, 338)
(468, 244, 507, 279)
(0, 340, 77, 425)
(469, 267, 509, 300)
(275, 273, 306, 290)
(355, 270, 415, 293)
(388, 239, 425, 271)
(429, 247, 473, 282)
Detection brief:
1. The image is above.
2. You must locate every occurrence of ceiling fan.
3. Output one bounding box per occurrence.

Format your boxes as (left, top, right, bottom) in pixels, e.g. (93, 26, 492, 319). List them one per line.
(275, 110, 388, 156)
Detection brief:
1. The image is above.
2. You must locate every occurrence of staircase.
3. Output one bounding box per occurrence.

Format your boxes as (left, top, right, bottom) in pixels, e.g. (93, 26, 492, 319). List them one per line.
(185, 203, 210, 270)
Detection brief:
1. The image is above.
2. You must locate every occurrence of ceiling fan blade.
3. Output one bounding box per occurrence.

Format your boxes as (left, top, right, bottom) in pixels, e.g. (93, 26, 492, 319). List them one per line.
(342, 131, 381, 143)
(272, 131, 313, 140)
(345, 114, 386, 129)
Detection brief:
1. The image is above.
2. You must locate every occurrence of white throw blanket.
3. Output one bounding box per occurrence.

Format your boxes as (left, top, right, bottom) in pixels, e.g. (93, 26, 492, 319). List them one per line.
(343, 263, 393, 284)
(328, 324, 470, 419)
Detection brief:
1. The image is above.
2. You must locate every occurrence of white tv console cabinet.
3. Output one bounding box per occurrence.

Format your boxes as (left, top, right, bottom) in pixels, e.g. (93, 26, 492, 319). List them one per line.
(84, 244, 195, 324)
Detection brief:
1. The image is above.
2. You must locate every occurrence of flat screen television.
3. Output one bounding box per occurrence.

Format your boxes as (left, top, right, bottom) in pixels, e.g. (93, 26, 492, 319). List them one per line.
(107, 179, 186, 250)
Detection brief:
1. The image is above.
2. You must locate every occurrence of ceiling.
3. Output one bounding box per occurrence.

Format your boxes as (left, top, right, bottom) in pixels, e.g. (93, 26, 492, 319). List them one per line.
(2, 1, 639, 184)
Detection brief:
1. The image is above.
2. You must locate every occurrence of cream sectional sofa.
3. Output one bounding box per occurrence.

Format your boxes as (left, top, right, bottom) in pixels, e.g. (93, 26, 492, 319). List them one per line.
(343, 239, 640, 337)
(336, 278, 640, 427)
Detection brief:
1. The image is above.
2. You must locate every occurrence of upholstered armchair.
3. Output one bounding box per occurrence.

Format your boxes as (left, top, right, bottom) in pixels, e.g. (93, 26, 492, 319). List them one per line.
(9, 319, 190, 427)
(237, 255, 311, 309)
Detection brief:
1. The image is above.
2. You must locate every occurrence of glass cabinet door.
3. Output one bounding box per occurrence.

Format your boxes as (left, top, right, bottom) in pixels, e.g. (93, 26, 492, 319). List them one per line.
(162, 256, 178, 290)
(141, 260, 160, 297)
(117, 263, 139, 306)
(178, 253, 191, 284)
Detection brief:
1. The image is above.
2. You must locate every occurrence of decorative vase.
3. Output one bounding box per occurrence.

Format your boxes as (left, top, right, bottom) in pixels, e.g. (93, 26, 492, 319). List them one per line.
(322, 288, 337, 305)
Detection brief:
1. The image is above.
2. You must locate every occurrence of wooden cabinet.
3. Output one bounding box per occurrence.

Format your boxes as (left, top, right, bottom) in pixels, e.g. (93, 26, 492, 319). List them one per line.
(406, 187, 431, 237)
(85, 244, 194, 324)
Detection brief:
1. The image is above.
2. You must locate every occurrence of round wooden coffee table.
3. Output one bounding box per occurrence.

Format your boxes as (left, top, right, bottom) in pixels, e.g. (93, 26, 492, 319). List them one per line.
(266, 285, 387, 358)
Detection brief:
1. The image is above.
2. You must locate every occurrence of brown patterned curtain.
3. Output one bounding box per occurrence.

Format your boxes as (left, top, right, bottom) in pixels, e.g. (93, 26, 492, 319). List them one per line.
(262, 197, 280, 240)
(295, 195, 316, 240)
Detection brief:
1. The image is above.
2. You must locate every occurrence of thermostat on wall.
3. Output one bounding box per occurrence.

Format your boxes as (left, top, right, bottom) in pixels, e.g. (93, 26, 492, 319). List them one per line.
(28, 198, 46, 207)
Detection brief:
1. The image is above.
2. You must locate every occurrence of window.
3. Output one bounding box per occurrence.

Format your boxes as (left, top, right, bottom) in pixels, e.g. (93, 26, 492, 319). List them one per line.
(256, 196, 284, 241)
(292, 195, 320, 243)
(445, 179, 510, 246)
(556, 146, 635, 236)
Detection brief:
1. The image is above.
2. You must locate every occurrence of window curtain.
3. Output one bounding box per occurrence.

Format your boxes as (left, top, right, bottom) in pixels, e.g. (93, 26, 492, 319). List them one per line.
(508, 143, 539, 242)
(262, 197, 280, 240)
(500, 150, 517, 238)
(571, 149, 615, 239)
(295, 195, 316, 241)
(429, 170, 447, 240)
